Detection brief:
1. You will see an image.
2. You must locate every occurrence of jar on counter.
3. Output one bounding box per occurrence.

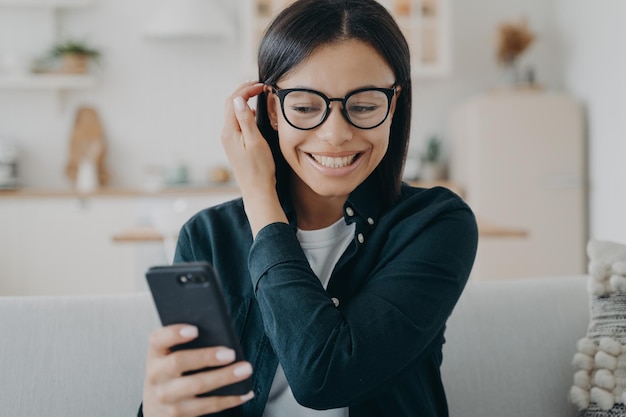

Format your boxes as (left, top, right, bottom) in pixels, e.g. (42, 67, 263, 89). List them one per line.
(0, 139, 19, 189)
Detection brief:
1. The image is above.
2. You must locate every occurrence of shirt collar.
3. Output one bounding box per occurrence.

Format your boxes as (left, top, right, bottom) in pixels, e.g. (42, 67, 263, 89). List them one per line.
(278, 174, 383, 228)
(343, 175, 382, 226)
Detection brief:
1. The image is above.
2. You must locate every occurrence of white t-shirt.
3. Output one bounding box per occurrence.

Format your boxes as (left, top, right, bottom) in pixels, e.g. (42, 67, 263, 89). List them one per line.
(262, 218, 355, 417)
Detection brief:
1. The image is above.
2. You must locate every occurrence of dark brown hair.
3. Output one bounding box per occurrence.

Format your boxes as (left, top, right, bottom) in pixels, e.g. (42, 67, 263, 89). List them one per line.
(256, 0, 412, 208)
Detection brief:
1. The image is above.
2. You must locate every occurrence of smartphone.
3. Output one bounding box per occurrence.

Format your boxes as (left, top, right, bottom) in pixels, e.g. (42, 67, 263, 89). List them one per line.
(145, 262, 252, 397)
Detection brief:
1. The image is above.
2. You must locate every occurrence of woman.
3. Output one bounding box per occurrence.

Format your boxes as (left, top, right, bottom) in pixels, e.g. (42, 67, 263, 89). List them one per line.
(141, 0, 478, 416)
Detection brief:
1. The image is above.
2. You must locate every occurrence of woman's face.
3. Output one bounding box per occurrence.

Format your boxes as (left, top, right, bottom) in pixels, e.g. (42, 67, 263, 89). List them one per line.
(266, 39, 398, 203)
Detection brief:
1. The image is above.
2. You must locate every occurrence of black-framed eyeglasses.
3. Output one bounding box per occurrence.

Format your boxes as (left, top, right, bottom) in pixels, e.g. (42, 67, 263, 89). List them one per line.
(270, 84, 398, 130)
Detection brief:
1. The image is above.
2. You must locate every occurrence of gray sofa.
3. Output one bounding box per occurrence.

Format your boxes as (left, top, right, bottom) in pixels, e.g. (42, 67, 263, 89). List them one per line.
(0, 275, 588, 417)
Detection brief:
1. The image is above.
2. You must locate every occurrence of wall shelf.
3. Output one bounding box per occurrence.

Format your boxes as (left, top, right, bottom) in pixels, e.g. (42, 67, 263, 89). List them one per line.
(0, 0, 97, 93)
(0, 74, 95, 90)
(0, 185, 240, 199)
(0, 0, 92, 8)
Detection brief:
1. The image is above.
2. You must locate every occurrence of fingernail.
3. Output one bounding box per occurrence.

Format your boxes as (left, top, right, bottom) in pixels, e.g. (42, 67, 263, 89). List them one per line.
(234, 96, 246, 112)
(179, 326, 198, 338)
(233, 362, 253, 377)
(215, 349, 236, 362)
(240, 391, 255, 401)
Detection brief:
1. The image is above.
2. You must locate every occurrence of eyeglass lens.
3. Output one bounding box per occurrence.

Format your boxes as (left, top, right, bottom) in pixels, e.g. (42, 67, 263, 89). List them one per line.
(282, 89, 391, 129)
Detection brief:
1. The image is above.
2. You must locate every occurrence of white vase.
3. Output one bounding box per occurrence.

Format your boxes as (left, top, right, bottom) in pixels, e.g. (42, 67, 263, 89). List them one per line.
(500, 62, 521, 87)
(420, 162, 445, 182)
(76, 160, 98, 193)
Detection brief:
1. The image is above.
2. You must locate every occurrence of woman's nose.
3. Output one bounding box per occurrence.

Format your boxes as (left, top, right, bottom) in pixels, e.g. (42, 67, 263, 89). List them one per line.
(316, 103, 353, 146)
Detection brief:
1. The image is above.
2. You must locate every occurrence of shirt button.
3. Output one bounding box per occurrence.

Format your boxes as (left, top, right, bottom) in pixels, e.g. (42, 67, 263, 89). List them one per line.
(357, 233, 365, 244)
(367, 217, 375, 225)
(346, 207, 355, 216)
(331, 297, 340, 307)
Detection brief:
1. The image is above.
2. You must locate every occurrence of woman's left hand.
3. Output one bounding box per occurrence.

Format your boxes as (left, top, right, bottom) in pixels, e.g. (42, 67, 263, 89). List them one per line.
(221, 81, 288, 237)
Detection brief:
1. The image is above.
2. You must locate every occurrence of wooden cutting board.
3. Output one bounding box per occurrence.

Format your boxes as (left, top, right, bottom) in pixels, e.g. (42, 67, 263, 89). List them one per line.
(65, 106, 109, 186)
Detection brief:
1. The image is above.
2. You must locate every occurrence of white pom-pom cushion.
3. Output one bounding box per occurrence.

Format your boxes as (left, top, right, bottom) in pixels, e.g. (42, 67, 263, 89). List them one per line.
(570, 240, 626, 416)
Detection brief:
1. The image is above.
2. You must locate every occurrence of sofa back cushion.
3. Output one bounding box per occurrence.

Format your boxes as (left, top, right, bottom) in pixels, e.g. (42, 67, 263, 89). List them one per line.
(0, 293, 158, 417)
(0, 276, 590, 417)
(443, 275, 588, 417)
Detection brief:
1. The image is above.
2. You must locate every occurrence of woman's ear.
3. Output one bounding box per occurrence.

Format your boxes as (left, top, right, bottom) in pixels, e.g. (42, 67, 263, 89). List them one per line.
(265, 87, 279, 131)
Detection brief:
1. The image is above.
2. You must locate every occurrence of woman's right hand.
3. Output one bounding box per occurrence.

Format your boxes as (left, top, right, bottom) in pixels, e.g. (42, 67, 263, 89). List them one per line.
(142, 324, 254, 417)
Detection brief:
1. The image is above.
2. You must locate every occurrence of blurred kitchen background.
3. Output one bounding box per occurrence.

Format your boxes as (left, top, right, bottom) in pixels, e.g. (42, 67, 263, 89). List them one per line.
(0, 0, 624, 295)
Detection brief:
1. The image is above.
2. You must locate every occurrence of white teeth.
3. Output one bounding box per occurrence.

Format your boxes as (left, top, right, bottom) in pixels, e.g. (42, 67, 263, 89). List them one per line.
(310, 154, 357, 168)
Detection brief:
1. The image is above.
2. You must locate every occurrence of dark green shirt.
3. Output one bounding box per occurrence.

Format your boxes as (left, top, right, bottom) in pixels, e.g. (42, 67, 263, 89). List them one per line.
(169, 181, 477, 416)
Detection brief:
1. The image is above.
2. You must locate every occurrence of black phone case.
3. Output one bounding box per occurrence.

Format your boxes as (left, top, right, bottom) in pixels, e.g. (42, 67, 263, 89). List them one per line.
(146, 262, 252, 397)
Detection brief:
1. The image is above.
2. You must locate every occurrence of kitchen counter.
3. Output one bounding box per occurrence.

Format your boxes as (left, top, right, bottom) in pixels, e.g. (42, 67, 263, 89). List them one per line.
(0, 184, 240, 199)
(112, 217, 528, 242)
(1, 181, 528, 240)
(0, 181, 460, 200)
(105, 181, 527, 241)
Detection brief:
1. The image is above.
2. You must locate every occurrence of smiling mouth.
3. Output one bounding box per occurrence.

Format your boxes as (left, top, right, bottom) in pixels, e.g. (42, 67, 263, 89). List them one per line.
(308, 153, 361, 168)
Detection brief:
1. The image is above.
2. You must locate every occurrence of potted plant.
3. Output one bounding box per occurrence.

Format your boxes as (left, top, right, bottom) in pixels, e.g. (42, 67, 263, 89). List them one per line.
(496, 18, 535, 86)
(420, 135, 446, 182)
(50, 39, 101, 74)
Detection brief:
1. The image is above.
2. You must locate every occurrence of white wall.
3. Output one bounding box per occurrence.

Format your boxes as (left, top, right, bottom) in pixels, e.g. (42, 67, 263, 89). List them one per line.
(5, 0, 623, 243)
(0, 0, 565, 189)
(553, 0, 626, 242)
(1, 0, 244, 189)
(412, 0, 564, 159)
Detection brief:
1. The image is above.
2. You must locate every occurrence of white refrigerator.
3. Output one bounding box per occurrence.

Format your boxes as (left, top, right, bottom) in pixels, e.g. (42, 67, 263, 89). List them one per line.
(448, 89, 587, 280)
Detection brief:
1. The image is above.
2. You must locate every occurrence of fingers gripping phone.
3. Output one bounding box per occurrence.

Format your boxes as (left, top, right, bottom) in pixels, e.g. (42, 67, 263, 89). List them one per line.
(146, 262, 252, 396)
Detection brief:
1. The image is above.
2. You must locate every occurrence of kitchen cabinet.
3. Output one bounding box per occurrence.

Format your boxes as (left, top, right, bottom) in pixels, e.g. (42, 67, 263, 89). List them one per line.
(0, 197, 137, 296)
(0, 179, 537, 294)
(241, 0, 451, 79)
(0, 73, 95, 89)
(383, 0, 451, 77)
(0, 1, 91, 6)
(0, 187, 239, 296)
(448, 89, 587, 280)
